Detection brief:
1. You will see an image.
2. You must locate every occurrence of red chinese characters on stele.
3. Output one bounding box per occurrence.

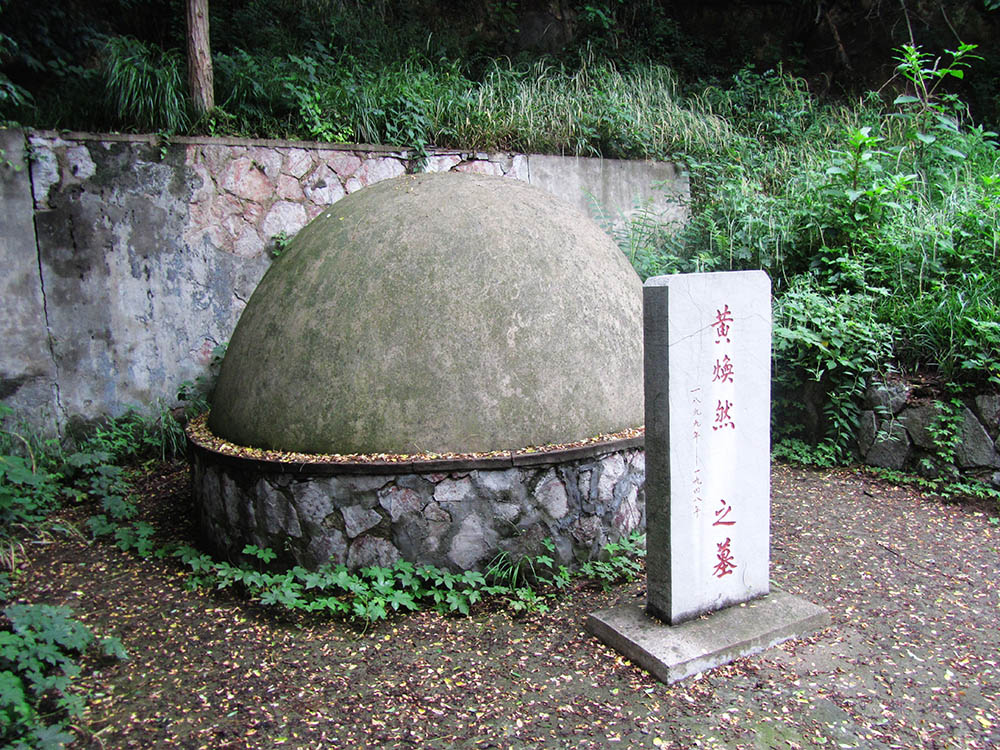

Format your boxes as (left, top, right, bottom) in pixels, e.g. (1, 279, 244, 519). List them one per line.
(712, 304, 733, 344)
(712, 399, 735, 431)
(710, 303, 737, 578)
(712, 354, 734, 384)
(713, 537, 737, 578)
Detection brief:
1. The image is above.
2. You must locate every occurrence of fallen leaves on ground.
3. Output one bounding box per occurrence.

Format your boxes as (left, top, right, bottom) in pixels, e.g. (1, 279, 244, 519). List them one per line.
(8, 462, 1000, 749)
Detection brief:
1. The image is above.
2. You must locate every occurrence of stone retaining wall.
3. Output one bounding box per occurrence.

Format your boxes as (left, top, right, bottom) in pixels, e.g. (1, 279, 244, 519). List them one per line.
(859, 378, 1000, 487)
(0, 128, 686, 434)
(191, 443, 646, 572)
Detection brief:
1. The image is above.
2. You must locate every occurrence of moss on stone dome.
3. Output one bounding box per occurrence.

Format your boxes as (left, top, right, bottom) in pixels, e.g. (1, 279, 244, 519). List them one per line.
(208, 172, 642, 455)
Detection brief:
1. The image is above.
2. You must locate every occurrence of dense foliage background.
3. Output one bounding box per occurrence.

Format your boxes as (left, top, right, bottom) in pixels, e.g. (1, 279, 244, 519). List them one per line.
(3, 0, 1000, 138)
(2, 0, 999, 461)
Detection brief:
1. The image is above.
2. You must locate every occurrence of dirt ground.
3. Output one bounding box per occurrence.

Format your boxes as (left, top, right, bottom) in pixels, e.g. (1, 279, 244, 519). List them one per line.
(10, 462, 1000, 749)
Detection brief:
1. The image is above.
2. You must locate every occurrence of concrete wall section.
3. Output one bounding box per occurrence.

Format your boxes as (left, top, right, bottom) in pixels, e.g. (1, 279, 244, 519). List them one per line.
(528, 154, 688, 231)
(0, 130, 59, 434)
(2, 129, 689, 432)
(29, 134, 272, 427)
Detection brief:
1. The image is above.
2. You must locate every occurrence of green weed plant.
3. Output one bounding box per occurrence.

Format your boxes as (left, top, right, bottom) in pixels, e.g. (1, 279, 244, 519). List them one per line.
(868, 466, 1000, 519)
(169, 532, 645, 625)
(102, 36, 189, 134)
(0, 406, 66, 560)
(578, 531, 646, 589)
(0, 402, 186, 572)
(0, 604, 125, 750)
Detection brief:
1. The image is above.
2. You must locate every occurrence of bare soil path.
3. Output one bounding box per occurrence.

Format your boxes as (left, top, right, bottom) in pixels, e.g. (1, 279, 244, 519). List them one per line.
(10, 463, 1000, 749)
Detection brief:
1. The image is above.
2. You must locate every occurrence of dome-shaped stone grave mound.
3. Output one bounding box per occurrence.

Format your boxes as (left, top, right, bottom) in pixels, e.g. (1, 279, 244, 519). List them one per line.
(209, 172, 643, 455)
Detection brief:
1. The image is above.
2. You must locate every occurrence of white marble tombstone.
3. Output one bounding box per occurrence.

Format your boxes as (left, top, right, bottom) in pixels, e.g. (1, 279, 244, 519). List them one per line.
(644, 270, 772, 624)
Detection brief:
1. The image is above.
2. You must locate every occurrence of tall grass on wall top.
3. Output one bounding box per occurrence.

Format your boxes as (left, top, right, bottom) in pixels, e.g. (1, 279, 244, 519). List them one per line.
(212, 45, 730, 159)
(433, 54, 730, 158)
(102, 36, 189, 134)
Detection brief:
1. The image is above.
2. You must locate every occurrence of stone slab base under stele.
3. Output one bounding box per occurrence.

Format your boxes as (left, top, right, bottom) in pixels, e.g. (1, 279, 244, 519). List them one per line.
(586, 591, 831, 684)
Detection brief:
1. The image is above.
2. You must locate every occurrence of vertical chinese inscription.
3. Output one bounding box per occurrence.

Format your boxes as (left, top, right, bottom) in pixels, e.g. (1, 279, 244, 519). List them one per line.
(643, 271, 772, 625)
(690, 387, 704, 517)
(709, 303, 737, 576)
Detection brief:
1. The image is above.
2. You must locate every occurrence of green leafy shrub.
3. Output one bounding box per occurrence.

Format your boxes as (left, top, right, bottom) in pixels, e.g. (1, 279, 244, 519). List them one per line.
(167, 532, 645, 624)
(770, 437, 840, 468)
(919, 395, 966, 476)
(0, 407, 64, 536)
(0, 603, 125, 750)
(78, 406, 186, 464)
(772, 275, 894, 459)
(579, 531, 646, 589)
(1, 402, 188, 558)
(868, 466, 1000, 517)
(53, 443, 157, 560)
(630, 49, 999, 459)
(484, 538, 572, 614)
(172, 544, 498, 623)
(0, 28, 31, 125)
(0, 453, 62, 531)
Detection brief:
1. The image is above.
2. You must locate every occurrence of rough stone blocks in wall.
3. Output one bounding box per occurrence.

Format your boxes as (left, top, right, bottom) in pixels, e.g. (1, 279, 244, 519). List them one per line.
(192, 448, 647, 572)
(860, 378, 1000, 487)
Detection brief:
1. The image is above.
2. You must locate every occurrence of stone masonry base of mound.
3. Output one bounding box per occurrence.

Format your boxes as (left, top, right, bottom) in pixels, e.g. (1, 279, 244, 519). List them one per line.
(190, 440, 646, 573)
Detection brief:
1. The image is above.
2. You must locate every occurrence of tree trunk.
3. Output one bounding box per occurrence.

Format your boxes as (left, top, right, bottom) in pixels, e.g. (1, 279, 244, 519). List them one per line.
(186, 0, 214, 116)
